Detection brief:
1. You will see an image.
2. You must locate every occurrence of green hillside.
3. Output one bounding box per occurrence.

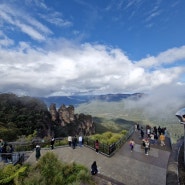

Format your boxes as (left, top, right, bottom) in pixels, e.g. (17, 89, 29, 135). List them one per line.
(76, 100, 183, 143)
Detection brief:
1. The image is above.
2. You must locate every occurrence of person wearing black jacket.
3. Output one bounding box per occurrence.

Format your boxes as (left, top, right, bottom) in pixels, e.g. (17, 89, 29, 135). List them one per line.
(50, 137, 55, 150)
(91, 161, 98, 175)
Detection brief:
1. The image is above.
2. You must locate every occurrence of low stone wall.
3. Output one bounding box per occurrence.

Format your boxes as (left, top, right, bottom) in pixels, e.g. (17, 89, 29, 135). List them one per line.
(166, 138, 183, 185)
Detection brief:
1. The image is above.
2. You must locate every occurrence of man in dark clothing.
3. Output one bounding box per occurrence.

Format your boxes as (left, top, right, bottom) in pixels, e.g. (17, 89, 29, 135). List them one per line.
(91, 161, 98, 175)
(72, 136, 77, 149)
(50, 137, 55, 150)
(35, 145, 41, 161)
(140, 129, 144, 139)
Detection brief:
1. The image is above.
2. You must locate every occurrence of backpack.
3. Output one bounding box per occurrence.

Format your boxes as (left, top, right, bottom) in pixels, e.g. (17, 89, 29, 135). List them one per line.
(145, 142, 149, 148)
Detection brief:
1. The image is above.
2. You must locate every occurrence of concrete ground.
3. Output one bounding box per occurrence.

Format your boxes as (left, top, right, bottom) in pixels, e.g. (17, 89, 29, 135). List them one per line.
(25, 131, 171, 185)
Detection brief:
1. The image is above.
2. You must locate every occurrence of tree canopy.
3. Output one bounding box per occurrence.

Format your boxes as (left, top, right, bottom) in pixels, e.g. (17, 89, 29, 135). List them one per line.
(0, 93, 51, 141)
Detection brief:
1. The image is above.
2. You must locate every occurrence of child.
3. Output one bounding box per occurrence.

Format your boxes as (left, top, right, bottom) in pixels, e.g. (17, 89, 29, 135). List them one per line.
(129, 139, 135, 152)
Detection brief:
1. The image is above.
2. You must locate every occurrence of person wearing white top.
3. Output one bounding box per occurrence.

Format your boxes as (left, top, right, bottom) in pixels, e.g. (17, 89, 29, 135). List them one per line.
(78, 136, 83, 147)
(68, 136, 72, 147)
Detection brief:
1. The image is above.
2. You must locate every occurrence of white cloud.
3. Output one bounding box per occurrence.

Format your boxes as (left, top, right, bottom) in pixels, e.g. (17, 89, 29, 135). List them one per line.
(0, 31, 14, 47)
(136, 46, 185, 68)
(0, 1, 184, 98)
(40, 12, 73, 27)
(0, 38, 184, 97)
(0, 3, 52, 41)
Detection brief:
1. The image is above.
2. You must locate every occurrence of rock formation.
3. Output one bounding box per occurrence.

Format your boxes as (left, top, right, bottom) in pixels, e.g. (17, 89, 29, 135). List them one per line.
(58, 104, 74, 126)
(49, 103, 59, 122)
(49, 103, 95, 136)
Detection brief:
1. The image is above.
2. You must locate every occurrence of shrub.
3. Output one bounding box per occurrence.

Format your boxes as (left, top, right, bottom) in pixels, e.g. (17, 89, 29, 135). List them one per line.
(0, 164, 27, 184)
(88, 130, 127, 145)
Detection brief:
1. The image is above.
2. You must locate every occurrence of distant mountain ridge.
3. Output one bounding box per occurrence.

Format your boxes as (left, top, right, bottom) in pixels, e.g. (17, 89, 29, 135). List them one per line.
(38, 93, 144, 108)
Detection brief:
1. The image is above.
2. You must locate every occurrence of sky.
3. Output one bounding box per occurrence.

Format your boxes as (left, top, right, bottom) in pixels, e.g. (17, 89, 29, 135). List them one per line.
(0, 0, 185, 97)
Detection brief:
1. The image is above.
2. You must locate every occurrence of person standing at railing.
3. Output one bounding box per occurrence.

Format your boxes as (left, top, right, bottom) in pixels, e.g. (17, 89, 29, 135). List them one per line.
(68, 136, 72, 147)
(0, 142, 2, 153)
(50, 137, 55, 150)
(7, 144, 14, 163)
(1, 144, 7, 162)
(78, 135, 83, 147)
(95, 140, 99, 153)
(35, 144, 41, 161)
(72, 136, 77, 149)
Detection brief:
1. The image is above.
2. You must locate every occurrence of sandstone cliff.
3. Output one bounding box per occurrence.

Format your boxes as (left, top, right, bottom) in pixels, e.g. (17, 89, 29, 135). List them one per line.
(49, 103, 95, 136)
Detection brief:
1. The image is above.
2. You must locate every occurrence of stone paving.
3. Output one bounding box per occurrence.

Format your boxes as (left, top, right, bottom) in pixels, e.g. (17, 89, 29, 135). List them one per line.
(25, 131, 172, 185)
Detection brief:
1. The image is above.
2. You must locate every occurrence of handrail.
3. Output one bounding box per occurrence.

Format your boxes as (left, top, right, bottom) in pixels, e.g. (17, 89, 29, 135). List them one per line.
(84, 125, 134, 157)
(2, 126, 134, 160)
(0, 152, 25, 165)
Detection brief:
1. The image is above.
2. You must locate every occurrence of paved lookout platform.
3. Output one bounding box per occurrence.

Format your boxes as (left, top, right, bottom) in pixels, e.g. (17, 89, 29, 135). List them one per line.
(25, 131, 172, 185)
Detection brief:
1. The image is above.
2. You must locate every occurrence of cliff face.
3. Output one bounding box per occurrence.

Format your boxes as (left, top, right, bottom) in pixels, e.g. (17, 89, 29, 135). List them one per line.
(49, 104, 59, 122)
(49, 103, 95, 136)
(58, 104, 74, 126)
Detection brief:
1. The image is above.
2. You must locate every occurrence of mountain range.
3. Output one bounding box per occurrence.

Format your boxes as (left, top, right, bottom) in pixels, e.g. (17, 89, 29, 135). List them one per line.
(38, 93, 144, 108)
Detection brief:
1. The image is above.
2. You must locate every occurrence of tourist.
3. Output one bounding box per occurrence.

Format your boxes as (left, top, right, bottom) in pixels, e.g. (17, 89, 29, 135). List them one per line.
(144, 139, 150, 155)
(146, 127, 151, 137)
(135, 124, 137, 132)
(129, 139, 135, 152)
(159, 133, 165, 146)
(153, 132, 158, 144)
(35, 144, 41, 161)
(95, 140, 99, 153)
(50, 137, 55, 150)
(7, 144, 14, 163)
(142, 138, 146, 149)
(91, 161, 98, 175)
(150, 133, 155, 144)
(140, 129, 144, 139)
(68, 136, 72, 147)
(1, 144, 7, 162)
(153, 126, 158, 135)
(72, 136, 77, 149)
(158, 126, 162, 135)
(78, 135, 83, 147)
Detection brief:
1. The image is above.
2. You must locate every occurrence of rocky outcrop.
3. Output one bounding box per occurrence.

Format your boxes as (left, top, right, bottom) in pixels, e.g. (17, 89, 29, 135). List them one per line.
(49, 103, 59, 122)
(49, 104, 95, 136)
(75, 113, 95, 135)
(58, 104, 74, 126)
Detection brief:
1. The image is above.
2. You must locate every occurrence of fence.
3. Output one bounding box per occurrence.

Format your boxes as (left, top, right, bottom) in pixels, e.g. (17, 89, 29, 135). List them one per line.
(7, 137, 68, 152)
(0, 126, 134, 164)
(84, 125, 134, 157)
(0, 138, 68, 165)
(0, 152, 25, 165)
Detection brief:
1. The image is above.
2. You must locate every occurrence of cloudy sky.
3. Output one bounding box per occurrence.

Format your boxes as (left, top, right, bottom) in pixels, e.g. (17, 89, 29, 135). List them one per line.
(0, 0, 185, 97)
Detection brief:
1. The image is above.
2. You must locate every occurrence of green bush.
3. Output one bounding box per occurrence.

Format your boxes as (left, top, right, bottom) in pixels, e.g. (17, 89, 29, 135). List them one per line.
(0, 152, 95, 185)
(88, 130, 127, 145)
(24, 152, 93, 185)
(0, 164, 27, 184)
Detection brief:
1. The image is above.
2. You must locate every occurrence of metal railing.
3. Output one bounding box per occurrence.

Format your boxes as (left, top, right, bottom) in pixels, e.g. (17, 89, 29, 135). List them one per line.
(0, 152, 25, 165)
(0, 126, 134, 164)
(84, 126, 134, 157)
